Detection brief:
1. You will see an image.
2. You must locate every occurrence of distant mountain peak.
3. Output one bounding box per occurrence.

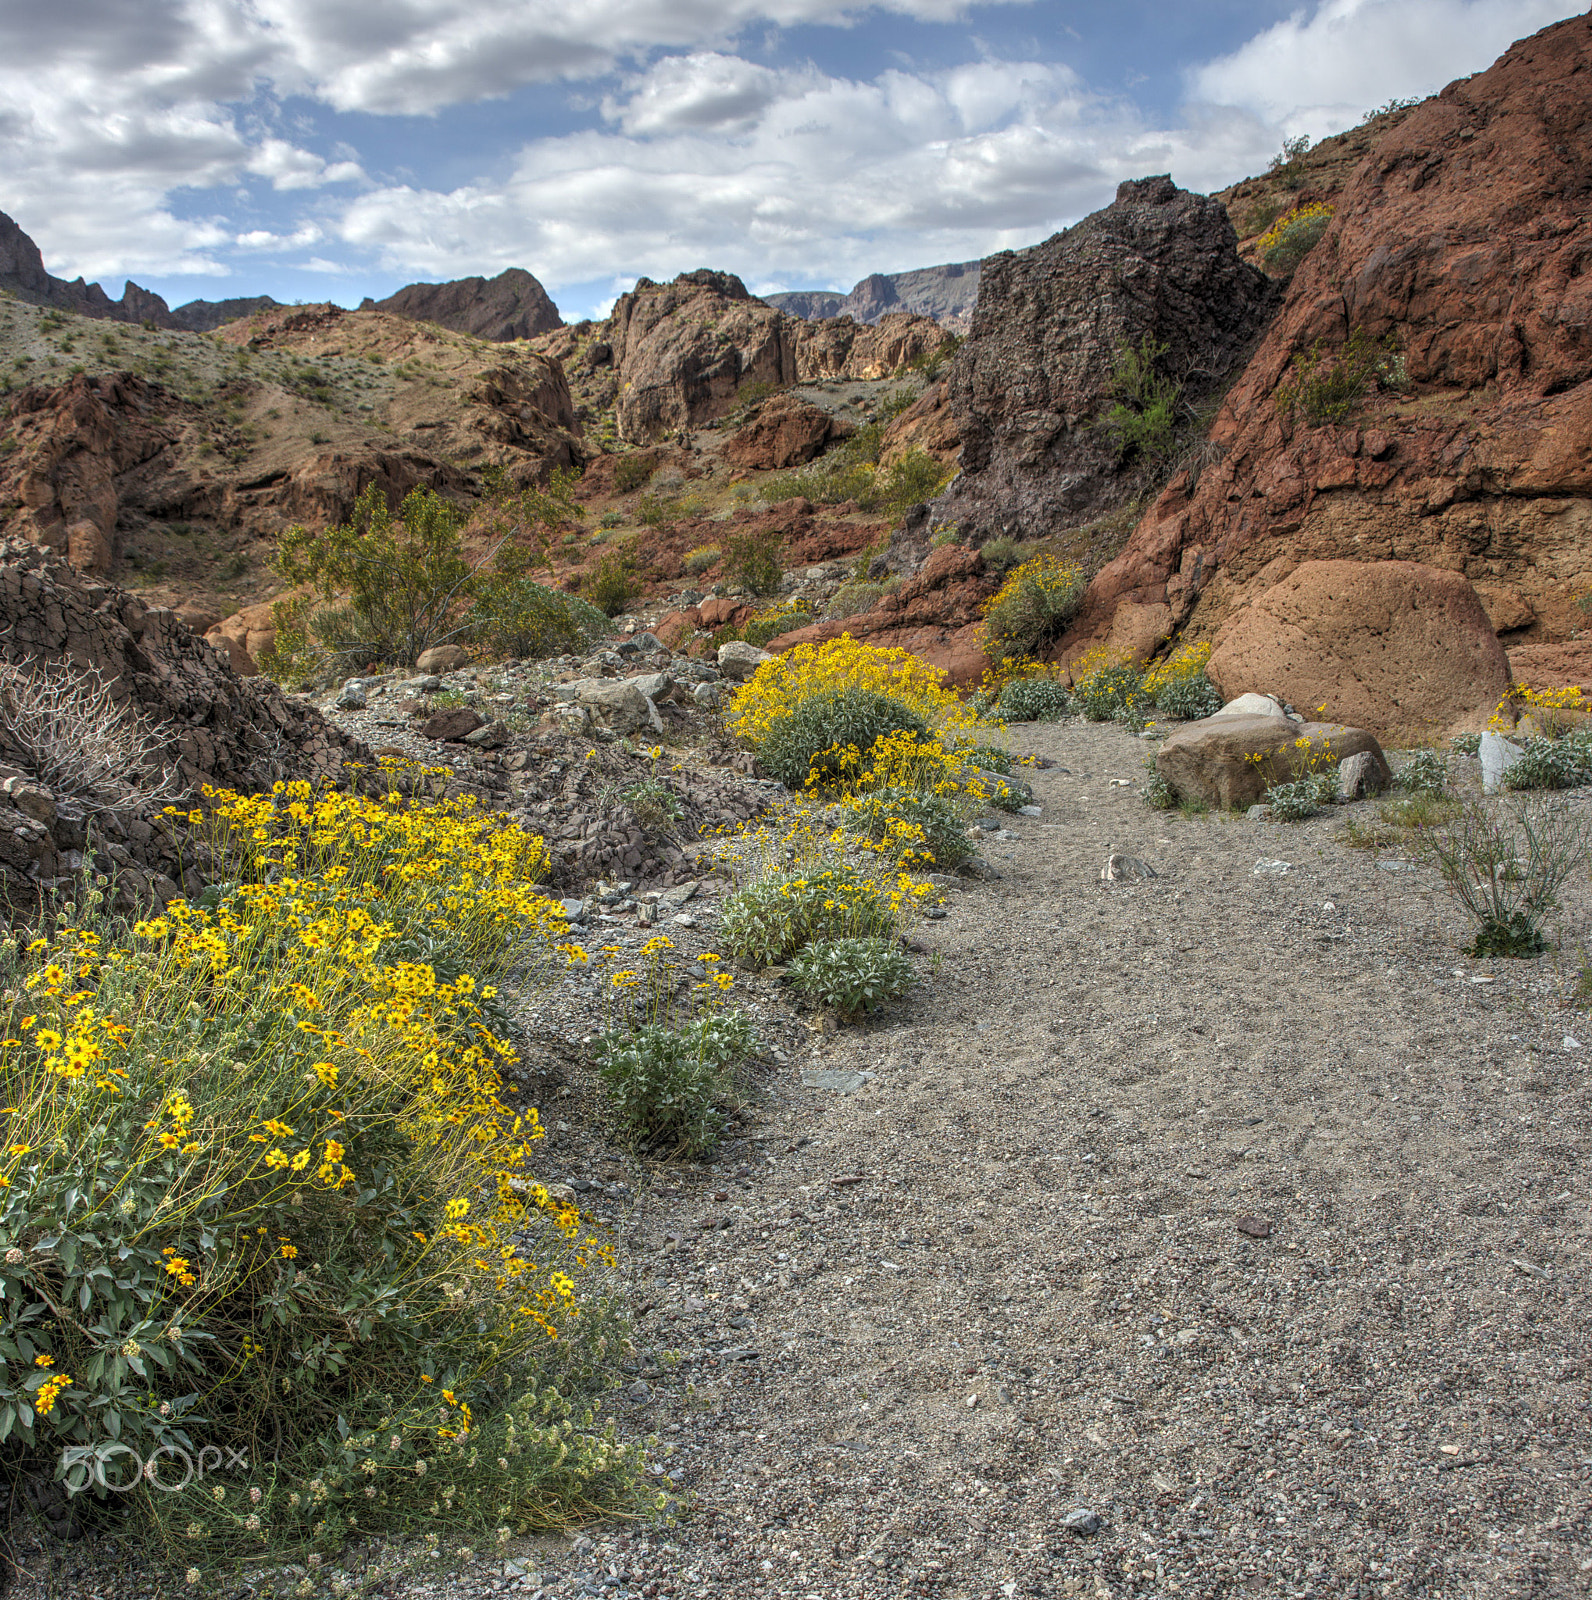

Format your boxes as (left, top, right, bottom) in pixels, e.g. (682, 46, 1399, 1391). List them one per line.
(767, 259, 981, 332)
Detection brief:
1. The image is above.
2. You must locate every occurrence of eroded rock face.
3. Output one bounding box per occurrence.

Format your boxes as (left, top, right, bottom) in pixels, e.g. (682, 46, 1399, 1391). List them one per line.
(791, 312, 946, 382)
(1076, 15, 1592, 669)
(723, 394, 854, 470)
(767, 259, 982, 333)
(939, 175, 1278, 545)
(360, 268, 561, 343)
(1204, 560, 1510, 736)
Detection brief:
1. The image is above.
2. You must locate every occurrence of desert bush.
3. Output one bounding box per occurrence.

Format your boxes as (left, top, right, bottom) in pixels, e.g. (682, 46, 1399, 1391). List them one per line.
(467, 577, 612, 660)
(841, 785, 973, 870)
(1070, 647, 1145, 722)
(1394, 748, 1450, 795)
(1451, 732, 1482, 757)
(1256, 202, 1334, 276)
(980, 555, 1086, 663)
(870, 449, 952, 519)
(620, 777, 685, 834)
(1142, 641, 1222, 720)
(635, 492, 673, 529)
(1102, 337, 1182, 461)
(1268, 132, 1312, 188)
(275, 483, 474, 669)
(0, 663, 180, 809)
(599, 510, 625, 529)
(997, 676, 1071, 723)
(1264, 769, 1339, 821)
(613, 454, 655, 493)
(596, 1015, 753, 1157)
(978, 536, 1030, 574)
(824, 578, 898, 620)
(581, 551, 639, 617)
(1424, 795, 1592, 956)
(1500, 729, 1592, 791)
(683, 543, 721, 576)
(728, 636, 984, 751)
(1275, 328, 1402, 426)
(756, 688, 929, 791)
(0, 779, 645, 1578)
(736, 603, 812, 648)
(722, 529, 783, 597)
(721, 866, 898, 967)
(787, 937, 914, 1019)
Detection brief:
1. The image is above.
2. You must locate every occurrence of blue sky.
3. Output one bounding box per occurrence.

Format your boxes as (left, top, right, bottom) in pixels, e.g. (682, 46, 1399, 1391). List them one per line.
(0, 0, 1577, 323)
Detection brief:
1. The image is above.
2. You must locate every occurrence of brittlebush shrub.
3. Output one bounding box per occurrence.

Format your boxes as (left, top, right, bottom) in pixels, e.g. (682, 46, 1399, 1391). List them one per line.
(1070, 646, 1146, 722)
(1142, 640, 1222, 720)
(0, 774, 647, 1580)
(1257, 202, 1334, 276)
(980, 555, 1086, 663)
(756, 688, 929, 792)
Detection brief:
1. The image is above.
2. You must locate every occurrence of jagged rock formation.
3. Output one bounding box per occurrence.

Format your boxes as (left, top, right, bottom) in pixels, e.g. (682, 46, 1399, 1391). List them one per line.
(0, 538, 368, 911)
(608, 269, 945, 442)
(937, 175, 1278, 551)
(169, 296, 283, 332)
(767, 260, 982, 333)
(1074, 13, 1592, 697)
(0, 211, 177, 326)
(359, 268, 561, 343)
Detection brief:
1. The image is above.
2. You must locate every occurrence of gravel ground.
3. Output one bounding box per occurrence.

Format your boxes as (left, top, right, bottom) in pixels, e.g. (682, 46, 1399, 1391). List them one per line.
(13, 720, 1592, 1598)
(499, 719, 1592, 1600)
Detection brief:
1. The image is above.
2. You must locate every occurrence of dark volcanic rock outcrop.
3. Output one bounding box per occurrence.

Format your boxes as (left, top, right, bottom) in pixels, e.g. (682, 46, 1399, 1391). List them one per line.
(169, 295, 283, 332)
(939, 175, 1278, 549)
(0, 538, 369, 910)
(1073, 13, 1592, 689)
(360, 268, 561, 343)
(0, 211, 177, 327)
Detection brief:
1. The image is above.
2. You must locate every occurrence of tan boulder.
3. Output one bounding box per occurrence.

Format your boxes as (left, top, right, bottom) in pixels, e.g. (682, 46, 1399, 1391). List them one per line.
(1205, 560, 1510, 737)
(1157, 714, 1390, 810)
(206, 599, 282, 677)
(416, 643, 468, 673)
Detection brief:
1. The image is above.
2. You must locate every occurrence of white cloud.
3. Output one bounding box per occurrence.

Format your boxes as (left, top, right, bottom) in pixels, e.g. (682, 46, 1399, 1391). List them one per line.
(334, 54, 1277, 312)
(246, 138, 365, 189)
(1190, 0, 1576, 141)
(235, 224, 325, 250)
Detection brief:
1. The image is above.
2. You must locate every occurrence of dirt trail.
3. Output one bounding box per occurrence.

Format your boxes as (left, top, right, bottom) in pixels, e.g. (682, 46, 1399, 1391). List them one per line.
(548, 721, 1592, 1600)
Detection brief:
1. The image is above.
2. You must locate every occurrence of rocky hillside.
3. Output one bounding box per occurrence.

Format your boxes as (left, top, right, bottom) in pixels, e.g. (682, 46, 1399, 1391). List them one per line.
(0, 298, 582, 623)
(766, 259, 982, 333)
(358, 268, 561, 342)
(1073, 11, 1592, 692)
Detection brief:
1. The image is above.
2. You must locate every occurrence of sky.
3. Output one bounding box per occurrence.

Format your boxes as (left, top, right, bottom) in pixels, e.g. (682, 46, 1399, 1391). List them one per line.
(0, 0, 1579, 323)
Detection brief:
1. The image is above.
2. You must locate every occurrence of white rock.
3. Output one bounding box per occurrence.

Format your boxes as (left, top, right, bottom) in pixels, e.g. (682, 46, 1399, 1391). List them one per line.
(1213, 692, 1293, 720)
(718, 641, 774, 680)
(1480, 730, 1525, 793)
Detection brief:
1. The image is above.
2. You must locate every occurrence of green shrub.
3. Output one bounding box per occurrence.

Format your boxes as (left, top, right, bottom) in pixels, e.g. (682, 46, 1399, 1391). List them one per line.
(1152, 672, 1222, 721)
(1275, 328, 1401, 426)
(1102, 337, 1182, 461)
(467, 577, 612, 659)
(683, 543, 721, 575)
(596, 1012, 756, 1157)
(871, 449, 952, 519)
(978, 536, 1029, 574)
(275, 483, 472, 669)
(787, 937, 914, 1020)
(599, 510, 624, 529)
(1500, 730, 1592, 791)
(980, 556, 1087, 662)
(620, 777, 685, 834)
(842, 785, 973, 870)
(722, 530, 783, 597)
(581, 552, 638, 617)
(739, 603, 812, 647)
(1265, 768, 1339, 821)
(998, 676, 1071, 723)
(1451, 733, 1482, 756)
(1268, 132, 1312, 189)
(1141, 754, 1177, 809)
(613, 454, 655, 493)
(1261, 204, 1333, 276)
(722, 867, 896, 967)
(635, 492, 672, 528)
(1394, 748, 1450, 795)
(755, 687, 930, 791)
(1071, 653, 1145, 722)
(966, 742, 1013, 775)
(825, 578, 898, 620)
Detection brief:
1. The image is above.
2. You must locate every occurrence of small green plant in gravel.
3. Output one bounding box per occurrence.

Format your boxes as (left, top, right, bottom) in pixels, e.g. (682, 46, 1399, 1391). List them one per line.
(621, 777, 684, 834)
(1070, 647, 1145, 722)
(787, 936, 915, 1020)
(1394, 748, 1450, 795)
(1451, 733, 1482, 756)
(721, 868, 898, 967)
(841, 786, 974, 870)
(596, 1012, 756, 1157)
(1501, 728, 1592, 791)
(1142, 754, 1177, 810)
(1264, 769, 1339, 822)
(1423, 796, 1592, 957)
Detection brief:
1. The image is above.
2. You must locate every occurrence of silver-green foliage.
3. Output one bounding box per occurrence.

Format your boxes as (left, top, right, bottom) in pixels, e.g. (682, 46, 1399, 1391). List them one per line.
(787, 937, 914, 1019)
(997, 677, 1071, 723)
(721, 869, 895, 967)
(1265, 768, 1339, 821)
(1500, 728, 1592, 791)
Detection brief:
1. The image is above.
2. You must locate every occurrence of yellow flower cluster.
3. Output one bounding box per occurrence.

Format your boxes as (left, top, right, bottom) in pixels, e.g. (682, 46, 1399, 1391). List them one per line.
(1140, 639, 1212, 699)
(726, 635, 982, 747)
(1255, 201, 1334, 258)
(1493, 681, 1588, 736)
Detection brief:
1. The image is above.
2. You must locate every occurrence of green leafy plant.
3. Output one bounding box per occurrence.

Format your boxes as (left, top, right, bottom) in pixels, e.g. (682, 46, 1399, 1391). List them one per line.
(596, 1012, 755, 1157)
(581, 549, 639, 617)
(755, 688, 930, 791)
(1275, 328, 1401, 426)
(1394, 749, 1450, 795)
(1257, 203, 1334, 276)
(1142, 754, 1177, 810)
(467, 577, 612, 660)
(997, 676, 1071, 723)
(841, 786, 973, 870)
(274, 483, 474, 671)
(1102, 337, 1182, 461)
(787, 937, 914, 1020)
(980, 555, 1087, 663)
(871, 449, 952, 519)
(621, 777, 684, 834)
(1423, 796, 1592, 957)
(722, 530, 783, 597)
(1501, 728, 1592, 792)
(1264, 769, 1339, 822)
(735, 603, 813, 648)
(721, 868, 897, 967)
(683, 543, 721, 576)
(1151, 672, 1222, 721)
(1070, 650, 1145, 722)
(613, 454, 655, 493)
(824, 578, 899, 621)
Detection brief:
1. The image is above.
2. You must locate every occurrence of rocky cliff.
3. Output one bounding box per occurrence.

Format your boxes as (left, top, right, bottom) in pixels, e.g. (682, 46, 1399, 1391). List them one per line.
(1073, 12, 1592, 688)
(767, 259, 982, 333)
(359, 267, 561, 342)
(0, 211, 179, 327)
(937, 176, 1278, 549)
(608, 269, 946, 442)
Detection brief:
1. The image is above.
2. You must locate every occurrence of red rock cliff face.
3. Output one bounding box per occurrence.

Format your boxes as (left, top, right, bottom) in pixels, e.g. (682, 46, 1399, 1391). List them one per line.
(1075, 14, 1592, 672)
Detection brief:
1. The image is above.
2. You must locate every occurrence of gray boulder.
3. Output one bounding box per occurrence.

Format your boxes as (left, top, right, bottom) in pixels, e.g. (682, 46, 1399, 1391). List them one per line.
(1480, 731, 1525, 794)
(718, 641, 773, 681)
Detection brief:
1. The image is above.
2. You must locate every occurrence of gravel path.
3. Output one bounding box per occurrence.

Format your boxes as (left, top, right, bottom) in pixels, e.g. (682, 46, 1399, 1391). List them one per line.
(515, 720, 1592, 1600)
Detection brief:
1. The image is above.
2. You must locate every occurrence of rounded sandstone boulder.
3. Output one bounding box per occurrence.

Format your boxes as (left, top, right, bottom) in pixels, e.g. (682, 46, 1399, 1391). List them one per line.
(1205, 560, 1510, 738)
(1156, 715, 1391, 811)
